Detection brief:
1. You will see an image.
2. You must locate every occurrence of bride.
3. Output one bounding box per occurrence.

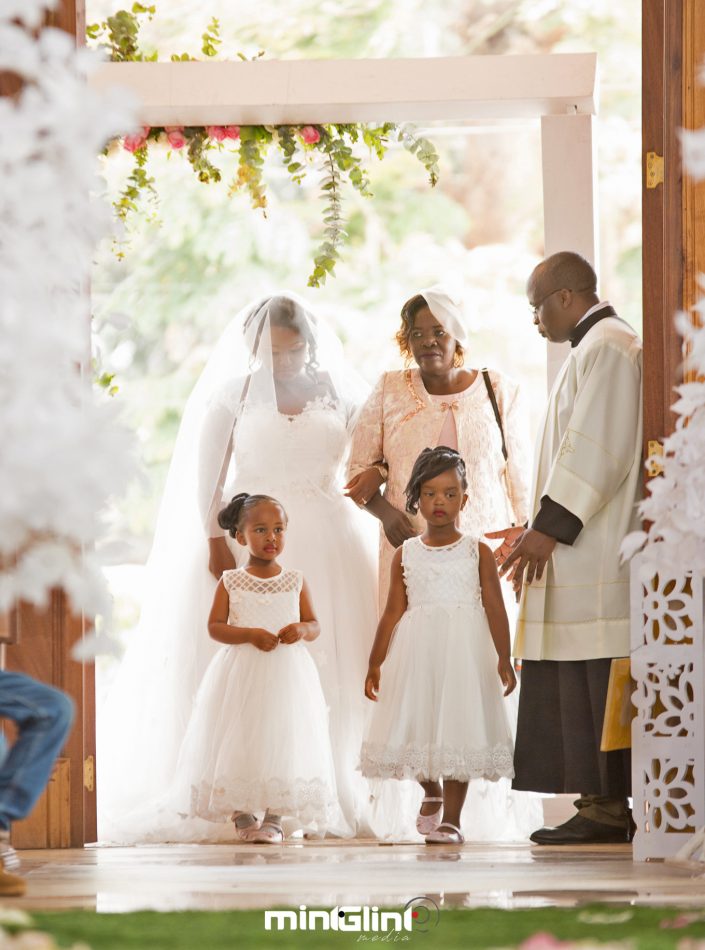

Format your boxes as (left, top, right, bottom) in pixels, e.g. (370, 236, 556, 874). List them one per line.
(99, 292, 377, 841)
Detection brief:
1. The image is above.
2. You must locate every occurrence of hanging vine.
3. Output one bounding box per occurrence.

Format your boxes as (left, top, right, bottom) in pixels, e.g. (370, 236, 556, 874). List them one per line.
(90, 4, 440, 286)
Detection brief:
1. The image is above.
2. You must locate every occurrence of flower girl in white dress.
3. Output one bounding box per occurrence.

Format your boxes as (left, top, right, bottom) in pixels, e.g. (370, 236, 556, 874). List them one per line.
(360, 446, 516, 844)
(181, 491, 339, 842)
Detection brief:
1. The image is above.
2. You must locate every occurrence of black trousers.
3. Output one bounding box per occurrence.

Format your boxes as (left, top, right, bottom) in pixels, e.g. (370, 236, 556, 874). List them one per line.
(512, 658, 631, 798)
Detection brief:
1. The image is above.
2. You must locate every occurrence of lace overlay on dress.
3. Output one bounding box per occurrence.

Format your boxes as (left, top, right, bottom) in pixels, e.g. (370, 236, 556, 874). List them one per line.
(222, 568, 302, 629)
(359, 742, 514, 782)
(228, 400, 350, 501)
(402, 536, 483, 612)
(189, 776, 337, 824)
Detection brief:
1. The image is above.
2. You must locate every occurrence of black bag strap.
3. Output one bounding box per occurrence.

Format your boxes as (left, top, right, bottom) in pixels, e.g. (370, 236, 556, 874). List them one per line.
(481, 369, 507, 461)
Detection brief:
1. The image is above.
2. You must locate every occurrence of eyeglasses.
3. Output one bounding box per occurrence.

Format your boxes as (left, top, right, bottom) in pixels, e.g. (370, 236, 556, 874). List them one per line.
(529, 285, 595, 318)
(530, 288, 561, 318)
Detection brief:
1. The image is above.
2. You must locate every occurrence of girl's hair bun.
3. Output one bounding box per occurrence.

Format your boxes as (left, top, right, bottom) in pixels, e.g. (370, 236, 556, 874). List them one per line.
(217, 492, 250, 534)
(217, 492, 287, 536)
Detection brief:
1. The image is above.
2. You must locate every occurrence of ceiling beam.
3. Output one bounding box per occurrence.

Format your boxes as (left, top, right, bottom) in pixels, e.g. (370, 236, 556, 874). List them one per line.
(91, 53, 598, 126)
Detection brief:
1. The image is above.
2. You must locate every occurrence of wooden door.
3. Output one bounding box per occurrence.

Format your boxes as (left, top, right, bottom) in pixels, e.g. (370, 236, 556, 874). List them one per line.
(642, 0, 705, 444)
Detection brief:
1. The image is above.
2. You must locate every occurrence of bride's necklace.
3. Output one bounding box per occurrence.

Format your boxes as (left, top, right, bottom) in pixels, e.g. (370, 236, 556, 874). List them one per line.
(275, 376, 319, 417)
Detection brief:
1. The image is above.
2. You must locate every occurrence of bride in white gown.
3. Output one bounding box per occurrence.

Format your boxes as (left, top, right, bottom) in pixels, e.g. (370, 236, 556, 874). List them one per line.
(99, 293, 377, 841)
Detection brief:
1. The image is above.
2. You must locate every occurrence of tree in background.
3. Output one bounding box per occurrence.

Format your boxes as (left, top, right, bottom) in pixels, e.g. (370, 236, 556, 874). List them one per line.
(90, 0, 640, 568)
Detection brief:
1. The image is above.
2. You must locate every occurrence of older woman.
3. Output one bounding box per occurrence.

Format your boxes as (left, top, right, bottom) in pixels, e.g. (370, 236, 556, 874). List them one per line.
(346, 286, 531, 609)
(347, 286, 542, 844)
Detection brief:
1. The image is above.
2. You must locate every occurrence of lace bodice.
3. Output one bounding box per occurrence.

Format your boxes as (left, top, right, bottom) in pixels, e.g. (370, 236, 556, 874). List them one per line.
(402, 535, 483, 611)
(231, 398, 349, 499)
(222, 568, 302, 631)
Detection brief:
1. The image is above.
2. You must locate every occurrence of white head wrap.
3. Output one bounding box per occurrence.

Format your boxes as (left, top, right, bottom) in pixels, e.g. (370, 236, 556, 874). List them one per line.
(419, 283, 468, 346)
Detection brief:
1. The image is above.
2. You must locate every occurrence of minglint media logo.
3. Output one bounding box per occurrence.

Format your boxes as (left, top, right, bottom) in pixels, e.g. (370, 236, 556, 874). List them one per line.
(264, 896, 441, 935)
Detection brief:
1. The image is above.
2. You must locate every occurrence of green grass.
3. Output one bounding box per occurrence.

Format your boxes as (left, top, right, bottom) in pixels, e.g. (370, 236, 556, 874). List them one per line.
(25, 905, 705, 950)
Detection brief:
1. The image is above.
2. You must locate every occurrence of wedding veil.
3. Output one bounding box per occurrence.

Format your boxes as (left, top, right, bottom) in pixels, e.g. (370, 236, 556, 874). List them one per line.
(98, 291, 366, 841)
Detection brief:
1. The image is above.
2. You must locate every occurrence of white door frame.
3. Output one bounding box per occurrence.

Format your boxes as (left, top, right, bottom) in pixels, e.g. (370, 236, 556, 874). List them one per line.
(93, 52, 600, 388)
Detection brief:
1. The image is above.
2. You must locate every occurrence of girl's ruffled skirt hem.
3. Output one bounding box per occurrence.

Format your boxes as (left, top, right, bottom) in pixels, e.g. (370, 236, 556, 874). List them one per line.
(189, 776, 339, 826)
(359, 741, 514, 783)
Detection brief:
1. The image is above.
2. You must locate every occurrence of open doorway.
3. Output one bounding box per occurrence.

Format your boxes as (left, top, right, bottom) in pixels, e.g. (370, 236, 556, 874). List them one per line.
(85, 0, 641, 843)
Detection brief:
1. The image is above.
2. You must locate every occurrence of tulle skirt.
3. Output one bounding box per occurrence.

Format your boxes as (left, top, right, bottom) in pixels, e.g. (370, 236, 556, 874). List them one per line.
(359, 602, 543, 842)
(360, 602, 514, 782)
(179, 641, 340, 829)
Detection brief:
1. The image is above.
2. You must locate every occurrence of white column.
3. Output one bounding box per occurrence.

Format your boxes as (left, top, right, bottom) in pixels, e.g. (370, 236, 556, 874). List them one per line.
(540, 113, 599, 389)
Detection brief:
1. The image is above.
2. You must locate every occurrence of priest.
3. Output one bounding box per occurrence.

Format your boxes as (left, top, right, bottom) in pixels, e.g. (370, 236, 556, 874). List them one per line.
(496, 251, 642, 845)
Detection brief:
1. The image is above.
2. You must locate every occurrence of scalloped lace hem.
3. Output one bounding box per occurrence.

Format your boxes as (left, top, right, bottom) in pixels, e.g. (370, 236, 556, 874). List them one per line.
(359, 742, 514, 782)
(189, 776, 338, 824)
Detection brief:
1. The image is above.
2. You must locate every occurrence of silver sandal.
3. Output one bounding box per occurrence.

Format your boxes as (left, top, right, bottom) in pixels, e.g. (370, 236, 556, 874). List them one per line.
(249, 820, 284, 844)
(231, 811, 260, 841)
(416, 797, 443, 836)
(425, 822, 464, 845)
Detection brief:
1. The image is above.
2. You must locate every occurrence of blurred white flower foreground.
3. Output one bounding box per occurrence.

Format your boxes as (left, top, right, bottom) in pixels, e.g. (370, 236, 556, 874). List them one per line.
(625, 115, 705, 573)
(0, 1, 136, 621)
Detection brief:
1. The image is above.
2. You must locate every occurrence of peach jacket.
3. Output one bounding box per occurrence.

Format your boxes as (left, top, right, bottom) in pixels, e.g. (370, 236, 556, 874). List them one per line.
(348, 367, 531, 606)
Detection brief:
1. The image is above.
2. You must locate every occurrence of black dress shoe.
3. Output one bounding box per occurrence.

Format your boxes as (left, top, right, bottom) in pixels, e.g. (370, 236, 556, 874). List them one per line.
(529, 813, 631, 845)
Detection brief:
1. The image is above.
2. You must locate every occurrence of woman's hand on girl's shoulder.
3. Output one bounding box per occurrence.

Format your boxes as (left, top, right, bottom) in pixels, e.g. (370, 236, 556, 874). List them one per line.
(250, 628, 279, 652)
(497, 656, 517, 696)
(381, 506, 418, 548)
(364, 666, 381, 701)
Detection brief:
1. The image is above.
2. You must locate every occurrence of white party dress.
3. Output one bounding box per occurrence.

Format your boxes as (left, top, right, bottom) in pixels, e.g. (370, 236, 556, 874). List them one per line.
(179, 567, 339, 828)
(360, 535, 514, 783)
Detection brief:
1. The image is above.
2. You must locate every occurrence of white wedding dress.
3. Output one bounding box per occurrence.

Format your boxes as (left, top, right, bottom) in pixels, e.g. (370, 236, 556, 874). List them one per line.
(100, 395, 378, 843)
(98, 294, 380, 843)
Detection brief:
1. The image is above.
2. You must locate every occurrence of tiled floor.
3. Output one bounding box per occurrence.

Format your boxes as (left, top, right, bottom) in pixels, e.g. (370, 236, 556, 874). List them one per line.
(9, 841, 705, 913)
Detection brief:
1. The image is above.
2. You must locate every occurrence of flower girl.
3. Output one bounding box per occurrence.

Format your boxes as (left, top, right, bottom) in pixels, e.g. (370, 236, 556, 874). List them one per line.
(360, 446, 516, 844)
(178, 491, 338, 843)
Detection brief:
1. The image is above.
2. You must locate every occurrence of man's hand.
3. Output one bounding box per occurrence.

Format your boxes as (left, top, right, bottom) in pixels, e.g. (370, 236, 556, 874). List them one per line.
(344, 468, 385, 507)
(499, 528, 557, 594)
(484, 526, 525, 567)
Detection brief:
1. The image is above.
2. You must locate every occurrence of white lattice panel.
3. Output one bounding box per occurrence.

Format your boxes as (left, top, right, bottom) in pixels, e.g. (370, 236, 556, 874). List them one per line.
(631, 555, 705, 860)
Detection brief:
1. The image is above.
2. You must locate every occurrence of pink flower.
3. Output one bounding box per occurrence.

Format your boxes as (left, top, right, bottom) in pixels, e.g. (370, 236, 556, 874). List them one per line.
(206, 126, 227, 142)
(300, 125, 321, 144)
(224, 126, 240, 140)
(661, 914, 702, 930)
(123, 126, 150, 153)
(518, 934, 570, 950)
(165, 126, 186, 149)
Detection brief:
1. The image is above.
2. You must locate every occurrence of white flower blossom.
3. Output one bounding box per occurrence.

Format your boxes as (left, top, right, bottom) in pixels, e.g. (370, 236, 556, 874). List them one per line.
(0, 5, 137, 636)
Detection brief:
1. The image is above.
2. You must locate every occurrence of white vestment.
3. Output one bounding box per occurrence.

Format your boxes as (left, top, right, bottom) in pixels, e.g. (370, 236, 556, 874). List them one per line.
(514, 315, 643, 661)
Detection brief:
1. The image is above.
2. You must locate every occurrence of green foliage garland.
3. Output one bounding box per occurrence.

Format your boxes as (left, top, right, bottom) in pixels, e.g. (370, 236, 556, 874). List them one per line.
(90, 3, 440, 286)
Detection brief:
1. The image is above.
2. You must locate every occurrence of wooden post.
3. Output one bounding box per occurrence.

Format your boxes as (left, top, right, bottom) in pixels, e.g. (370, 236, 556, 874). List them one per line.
(642, 0, 685, 444)
(682, 0, 705, 381)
